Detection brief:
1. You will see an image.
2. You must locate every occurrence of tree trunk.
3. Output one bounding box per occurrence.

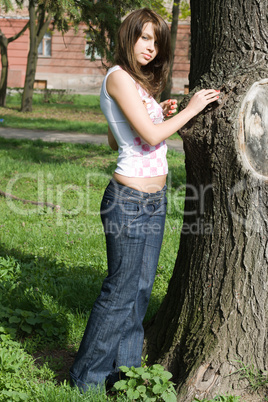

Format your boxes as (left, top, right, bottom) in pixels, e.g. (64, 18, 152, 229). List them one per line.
(0, 32, 8, 107)
(144, 1, 268, 401)
(0, 22, 29, 108)
(161, 1, 180, 101)
(21, 2, 51, 112)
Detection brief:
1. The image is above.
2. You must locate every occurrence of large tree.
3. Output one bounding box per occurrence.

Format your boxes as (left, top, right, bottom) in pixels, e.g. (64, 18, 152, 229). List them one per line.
(144, 0, 268, 401)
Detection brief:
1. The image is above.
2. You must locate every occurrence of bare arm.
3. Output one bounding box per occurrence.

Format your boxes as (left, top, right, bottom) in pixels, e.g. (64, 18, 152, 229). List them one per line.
(108, 126, 118, 151)
(107, 70, 219, 146)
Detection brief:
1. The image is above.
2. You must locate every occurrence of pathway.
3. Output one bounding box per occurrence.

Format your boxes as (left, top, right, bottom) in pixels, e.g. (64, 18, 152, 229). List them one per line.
(0, 127, 184, 153)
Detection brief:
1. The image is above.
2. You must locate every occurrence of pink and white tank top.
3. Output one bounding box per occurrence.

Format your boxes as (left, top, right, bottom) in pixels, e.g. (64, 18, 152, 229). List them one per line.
(100, 65, 168, 178)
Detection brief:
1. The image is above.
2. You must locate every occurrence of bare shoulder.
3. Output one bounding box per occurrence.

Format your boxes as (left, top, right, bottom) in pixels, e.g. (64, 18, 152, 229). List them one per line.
(107, 69, 135, 97)
(107, 68, 132, 83)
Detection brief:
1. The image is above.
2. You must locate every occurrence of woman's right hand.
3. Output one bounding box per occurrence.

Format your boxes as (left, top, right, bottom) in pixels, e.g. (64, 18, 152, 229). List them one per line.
(186, 89, 220, 116)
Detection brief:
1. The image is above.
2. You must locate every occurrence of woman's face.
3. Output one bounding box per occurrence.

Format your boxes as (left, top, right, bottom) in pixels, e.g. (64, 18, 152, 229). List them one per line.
(133, 22, 159, 67)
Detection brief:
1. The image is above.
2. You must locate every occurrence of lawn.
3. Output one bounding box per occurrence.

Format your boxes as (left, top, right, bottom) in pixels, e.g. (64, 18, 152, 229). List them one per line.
(0, 92, 108, 134)
(0, 134, 187, 400)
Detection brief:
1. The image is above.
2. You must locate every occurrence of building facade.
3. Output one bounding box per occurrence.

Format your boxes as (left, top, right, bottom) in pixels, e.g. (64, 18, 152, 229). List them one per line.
(0, 14, 190, 95)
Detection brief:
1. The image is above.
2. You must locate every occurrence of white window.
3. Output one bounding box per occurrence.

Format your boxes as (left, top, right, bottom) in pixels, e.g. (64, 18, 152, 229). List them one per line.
(38, 32, 52, 57)
(85, 34, 101, 60)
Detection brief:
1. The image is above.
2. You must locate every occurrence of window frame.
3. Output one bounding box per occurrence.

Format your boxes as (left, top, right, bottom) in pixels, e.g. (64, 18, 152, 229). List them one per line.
(38, 31, 52, 58)
(84, 33, 102, 60)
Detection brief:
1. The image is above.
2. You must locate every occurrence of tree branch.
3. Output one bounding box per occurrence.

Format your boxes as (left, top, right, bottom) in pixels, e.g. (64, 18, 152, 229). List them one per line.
(37, 13, 52, 45)
(8, 20, 30, 43)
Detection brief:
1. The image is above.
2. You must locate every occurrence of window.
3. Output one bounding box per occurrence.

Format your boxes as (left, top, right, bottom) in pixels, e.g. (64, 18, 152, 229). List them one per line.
(38, 32, 52, 57)
(85, 33, 101, 60)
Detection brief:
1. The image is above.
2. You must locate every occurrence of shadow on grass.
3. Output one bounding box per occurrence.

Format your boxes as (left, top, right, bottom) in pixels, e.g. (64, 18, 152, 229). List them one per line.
(0, 241, 105, 344)
(0, 236, 164, 336)
(0, 240, 165, 384)
(0, 137, 115, 166)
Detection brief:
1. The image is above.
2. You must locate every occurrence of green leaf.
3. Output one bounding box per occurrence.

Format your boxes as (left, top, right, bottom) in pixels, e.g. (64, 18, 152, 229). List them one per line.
(126, 370, 138, 378)
(136, 384, 147, 394)
(135, 366, 145, 375)
(153, 383, 165, 394)
(119, 365, 129, 372)
(113, 380, 127, 390)
(142, 372, 151, 380)
(21, 323, 33, 334)
(162, 390, 177, 402)
(25, 316, 38, 325)
(9, 316, 21, 324)
(161, 370, 173, 380)
(153, 375, 161, 384)
(127, 388, 140, 399)
(21, 310, 35, 318)
(128, 378, 137, 387)
(152, 364, 164, 371)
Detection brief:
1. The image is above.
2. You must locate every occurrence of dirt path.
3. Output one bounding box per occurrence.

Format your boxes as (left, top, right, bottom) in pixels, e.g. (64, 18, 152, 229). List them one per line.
(0, 127, 184, 153)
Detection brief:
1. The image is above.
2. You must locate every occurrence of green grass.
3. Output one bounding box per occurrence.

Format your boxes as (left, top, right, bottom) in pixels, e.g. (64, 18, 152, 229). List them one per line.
(6, 92, 102, 108)
(0, 114, 108, 134)
(1, 92, 108, 134)
(0, 137, 186, 400)
(231, 360, 268, 394)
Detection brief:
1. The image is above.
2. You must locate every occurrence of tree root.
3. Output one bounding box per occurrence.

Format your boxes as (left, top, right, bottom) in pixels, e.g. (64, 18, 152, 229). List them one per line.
(0, 190, 60, 210)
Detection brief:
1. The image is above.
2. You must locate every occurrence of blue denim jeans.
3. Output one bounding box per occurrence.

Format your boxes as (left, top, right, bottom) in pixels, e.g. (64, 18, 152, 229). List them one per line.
(70, 179, 167, 392)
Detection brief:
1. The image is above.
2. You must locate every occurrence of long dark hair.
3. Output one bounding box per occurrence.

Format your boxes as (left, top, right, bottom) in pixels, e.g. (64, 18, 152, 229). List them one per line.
(114, 8, 171, 98)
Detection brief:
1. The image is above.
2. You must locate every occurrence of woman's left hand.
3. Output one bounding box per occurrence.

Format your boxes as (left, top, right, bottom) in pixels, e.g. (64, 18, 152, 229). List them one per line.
(160, 99, 178, 118)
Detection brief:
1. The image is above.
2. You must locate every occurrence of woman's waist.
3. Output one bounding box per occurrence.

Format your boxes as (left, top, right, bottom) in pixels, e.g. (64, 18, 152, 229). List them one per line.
(113, 172, 167, 194)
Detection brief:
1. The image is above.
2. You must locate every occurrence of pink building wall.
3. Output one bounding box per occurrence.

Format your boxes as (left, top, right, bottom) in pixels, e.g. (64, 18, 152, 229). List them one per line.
(0, 17, 190, 94)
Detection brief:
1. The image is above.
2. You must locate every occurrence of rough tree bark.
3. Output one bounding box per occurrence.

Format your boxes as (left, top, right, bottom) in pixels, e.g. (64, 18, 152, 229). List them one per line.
(144, 1, 268, 401)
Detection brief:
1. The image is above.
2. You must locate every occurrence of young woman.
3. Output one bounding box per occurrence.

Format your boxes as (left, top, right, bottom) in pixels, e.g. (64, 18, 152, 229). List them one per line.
(70, 8, 219, 393)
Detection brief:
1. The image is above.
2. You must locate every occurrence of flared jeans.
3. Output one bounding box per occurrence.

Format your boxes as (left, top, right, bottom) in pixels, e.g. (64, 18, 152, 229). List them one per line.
(70, 179, 167, 392)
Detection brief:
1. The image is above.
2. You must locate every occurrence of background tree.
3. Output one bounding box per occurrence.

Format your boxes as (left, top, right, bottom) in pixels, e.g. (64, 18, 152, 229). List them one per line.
(79, 0, 170, 63)
(161, 0, 190, 101)
(144, 0, 268, 401)
(17, 0, 169, 112)
(21, 0, 80, 112)
(160, 1, 180, 102)
(0, 19, 29, 107)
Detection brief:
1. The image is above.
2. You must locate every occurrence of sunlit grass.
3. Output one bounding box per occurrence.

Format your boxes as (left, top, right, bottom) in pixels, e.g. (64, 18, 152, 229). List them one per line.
(0, 92, 108, 134)
(0, 114, 108, 134)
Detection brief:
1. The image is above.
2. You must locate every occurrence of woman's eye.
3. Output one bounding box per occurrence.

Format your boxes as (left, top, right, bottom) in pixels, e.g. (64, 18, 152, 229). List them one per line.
(142, 36, 148, 40)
